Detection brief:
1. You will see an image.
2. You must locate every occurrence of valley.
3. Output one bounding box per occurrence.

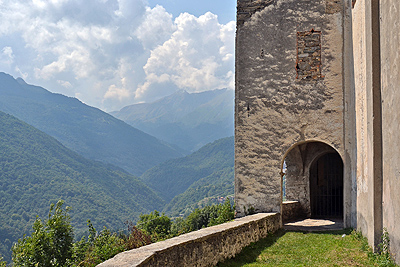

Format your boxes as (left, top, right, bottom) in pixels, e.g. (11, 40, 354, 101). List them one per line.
(0, 73, 234, 263)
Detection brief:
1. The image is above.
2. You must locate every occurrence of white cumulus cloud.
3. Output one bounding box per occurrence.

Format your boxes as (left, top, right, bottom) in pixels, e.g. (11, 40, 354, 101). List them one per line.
(0, 0, 234, 111)
(0, 46, 14, 65)
(135, 11, 235, 101)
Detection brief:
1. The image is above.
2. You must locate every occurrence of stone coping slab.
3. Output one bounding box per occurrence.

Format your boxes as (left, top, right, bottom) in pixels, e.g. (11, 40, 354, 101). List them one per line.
(97, 212, 280, 267)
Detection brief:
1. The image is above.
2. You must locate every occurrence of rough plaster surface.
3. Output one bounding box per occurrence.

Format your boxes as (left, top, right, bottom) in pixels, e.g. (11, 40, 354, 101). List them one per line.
(97, 213, 281, 267)
(353, 0, 400, 262)
(235, 0, 345, 217)
(352, 0, 375, 246)
(380, 0, 400, 263)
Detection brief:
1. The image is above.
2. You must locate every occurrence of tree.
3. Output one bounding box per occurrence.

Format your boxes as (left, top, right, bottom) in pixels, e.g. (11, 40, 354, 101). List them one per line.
(82, 223, 125, 267)
(12, 200, 74, 267)
(209, 198, 235, 226)
(137, 211, 171, 240)
(0, 256, 6, 267)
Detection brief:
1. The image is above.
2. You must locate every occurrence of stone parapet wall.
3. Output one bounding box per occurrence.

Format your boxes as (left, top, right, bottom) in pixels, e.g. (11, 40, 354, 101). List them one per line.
(97, 213, 281, 267)
(282, 201, 305, 223)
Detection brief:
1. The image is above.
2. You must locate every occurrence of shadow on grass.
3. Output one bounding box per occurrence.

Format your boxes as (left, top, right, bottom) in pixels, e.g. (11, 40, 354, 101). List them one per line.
(286, 228, 353, 235)
(216, 228, 353, 267)
(216, 229, 287, 267)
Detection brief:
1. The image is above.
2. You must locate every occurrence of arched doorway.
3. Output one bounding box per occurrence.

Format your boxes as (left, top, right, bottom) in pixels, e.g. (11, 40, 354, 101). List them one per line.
(309, 152, 343, 218)
(282, 141, 344, 220)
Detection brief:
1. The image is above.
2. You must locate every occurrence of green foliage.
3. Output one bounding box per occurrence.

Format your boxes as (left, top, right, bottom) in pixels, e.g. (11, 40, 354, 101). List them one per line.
(243, 205, 256, 216)
(379, 228, 391, 256)
(209, 198, 236, 226)
(123, 222, 152, 250)
(133, 198, 235, 240)
(12, 201, 74, 267)
(171, 198, 235, 235)
(137, 211, 172, 240)
(170, 217, 187, 237)
(163, 167, 234, 217)
(0, 257, 6, 267)
(9, 202, 152, 267)
(72, 220, 153, 267)
(185, 205, 219, 232)
(0, 111, 164, 262)
(75, 221, 126, 267)
(142, 136, 234, 215)
(352, 229, 397, 267)
(8, 200, 235, 266)
(218, 229, 400, 267)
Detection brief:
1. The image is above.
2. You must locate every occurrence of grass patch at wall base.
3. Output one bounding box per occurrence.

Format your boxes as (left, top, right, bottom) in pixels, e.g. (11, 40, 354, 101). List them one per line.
(217, 229, 397, 267)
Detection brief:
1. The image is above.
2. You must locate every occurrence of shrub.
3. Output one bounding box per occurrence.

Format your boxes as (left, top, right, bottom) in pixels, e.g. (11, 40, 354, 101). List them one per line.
(12, 200, 74, 267)
(123, 221, 152, 250)
(73, 220, 126, 267)
(137, 211, 171, 240)
(0, 256, 6, 267)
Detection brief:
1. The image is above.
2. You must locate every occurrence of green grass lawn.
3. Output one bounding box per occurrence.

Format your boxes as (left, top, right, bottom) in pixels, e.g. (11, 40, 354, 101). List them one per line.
(217, 229, 397, 267)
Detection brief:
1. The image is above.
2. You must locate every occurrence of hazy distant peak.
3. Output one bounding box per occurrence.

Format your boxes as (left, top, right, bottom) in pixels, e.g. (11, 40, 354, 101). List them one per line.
(0, 72, 184, 176)
(16, 77, 27, 85)
(111, 88, 234, 152)
(175, 89, 189, 94)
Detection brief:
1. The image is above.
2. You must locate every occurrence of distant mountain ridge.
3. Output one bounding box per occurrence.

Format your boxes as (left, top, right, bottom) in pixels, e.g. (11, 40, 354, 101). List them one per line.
(111, 89, 234, 152)
(0, 72, 184, 176)
(140, 136, 234, 216)
(0, 111, 164, 262)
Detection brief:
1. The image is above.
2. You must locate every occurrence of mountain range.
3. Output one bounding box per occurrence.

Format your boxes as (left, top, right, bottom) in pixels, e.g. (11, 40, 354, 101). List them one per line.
(111, 89, 234, 152)
(0, 72, 184, 176)
(0, 72, 234, 263)
(140, 136, 234, 216)
(0, 111, 165, 262)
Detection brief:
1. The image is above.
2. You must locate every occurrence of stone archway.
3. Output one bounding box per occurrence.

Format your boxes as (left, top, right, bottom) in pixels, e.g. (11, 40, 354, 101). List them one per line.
(282, 141, 343, 219)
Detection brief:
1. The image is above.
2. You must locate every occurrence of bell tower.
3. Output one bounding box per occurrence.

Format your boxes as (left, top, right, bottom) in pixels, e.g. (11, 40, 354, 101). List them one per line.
(234, 0, 356, 227)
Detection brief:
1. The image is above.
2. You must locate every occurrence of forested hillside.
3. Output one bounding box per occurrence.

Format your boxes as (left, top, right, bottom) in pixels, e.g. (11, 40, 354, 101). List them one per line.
(141, 137, 234, 216)
(0, 111, 164, 262)
(0, 72, 184, 176)
(163, 167, 234, 216)
(111, 89, 234, 152)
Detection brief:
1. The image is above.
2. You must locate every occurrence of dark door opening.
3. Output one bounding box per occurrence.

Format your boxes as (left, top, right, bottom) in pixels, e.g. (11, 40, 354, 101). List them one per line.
(310, 152, 343, 218)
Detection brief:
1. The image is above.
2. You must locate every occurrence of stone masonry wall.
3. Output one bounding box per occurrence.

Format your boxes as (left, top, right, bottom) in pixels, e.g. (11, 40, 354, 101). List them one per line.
(97, 213, 281, 267)
(235, 0, 345, 217)
(296, 30, 322, 80)
(282, 201, 304, 223)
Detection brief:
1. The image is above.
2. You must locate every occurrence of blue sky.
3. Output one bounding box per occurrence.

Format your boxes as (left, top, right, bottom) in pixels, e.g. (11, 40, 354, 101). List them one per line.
(0, 0, 236, 111)
(147, 0, 236, 24)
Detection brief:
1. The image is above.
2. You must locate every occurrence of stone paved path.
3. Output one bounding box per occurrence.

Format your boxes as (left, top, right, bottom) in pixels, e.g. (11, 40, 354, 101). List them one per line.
(283, 218, 344, 232)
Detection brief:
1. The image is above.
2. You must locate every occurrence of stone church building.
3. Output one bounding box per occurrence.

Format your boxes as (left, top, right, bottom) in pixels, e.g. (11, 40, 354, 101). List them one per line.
(235, 0, 400, 262)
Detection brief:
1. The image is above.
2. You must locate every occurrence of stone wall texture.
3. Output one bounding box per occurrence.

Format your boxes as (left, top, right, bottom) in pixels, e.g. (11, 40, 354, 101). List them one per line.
(97, 213, 281, 267)
(282, 201, 304, 223)
(235, 0, 353, 221)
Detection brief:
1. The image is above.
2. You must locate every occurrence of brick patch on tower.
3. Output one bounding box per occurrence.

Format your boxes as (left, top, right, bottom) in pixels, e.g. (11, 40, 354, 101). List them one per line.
(296, 29, 322, 80)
